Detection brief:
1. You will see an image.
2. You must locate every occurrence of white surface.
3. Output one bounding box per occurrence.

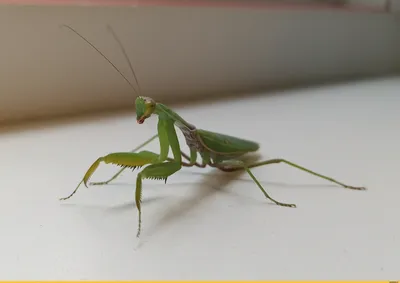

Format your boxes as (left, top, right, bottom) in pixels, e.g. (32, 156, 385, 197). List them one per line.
(0, 77, 399, 280)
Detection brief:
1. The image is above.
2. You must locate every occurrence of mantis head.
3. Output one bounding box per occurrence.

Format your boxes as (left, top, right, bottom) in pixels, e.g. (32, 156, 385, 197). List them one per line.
(135, 96, 156, 124)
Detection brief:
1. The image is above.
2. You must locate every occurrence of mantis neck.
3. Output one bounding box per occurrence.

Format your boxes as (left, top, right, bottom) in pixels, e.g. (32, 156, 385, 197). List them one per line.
(155, 103, 196, 131)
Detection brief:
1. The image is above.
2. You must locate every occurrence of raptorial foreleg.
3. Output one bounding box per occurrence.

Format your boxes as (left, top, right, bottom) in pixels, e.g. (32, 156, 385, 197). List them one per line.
(90, 134, 159, 186)
(60, 150, 159, 201)
(134, 160, 182, 237)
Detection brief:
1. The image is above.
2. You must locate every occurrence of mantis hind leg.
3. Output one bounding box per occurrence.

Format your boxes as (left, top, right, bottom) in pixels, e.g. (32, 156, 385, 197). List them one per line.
(217, 159, 297, 208)
(215, 157, 366, 207)
(217, 158, 366, 191)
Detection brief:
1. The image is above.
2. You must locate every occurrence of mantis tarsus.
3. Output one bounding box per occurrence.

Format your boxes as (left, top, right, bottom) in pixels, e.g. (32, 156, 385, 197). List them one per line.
(59, 25, 366, 238)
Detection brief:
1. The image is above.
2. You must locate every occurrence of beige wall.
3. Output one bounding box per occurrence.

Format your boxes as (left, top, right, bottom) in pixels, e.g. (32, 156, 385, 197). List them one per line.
(0, 4, 398, 124)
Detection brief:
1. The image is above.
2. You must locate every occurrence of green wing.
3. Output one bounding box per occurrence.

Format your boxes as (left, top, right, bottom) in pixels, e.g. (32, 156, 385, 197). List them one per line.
(197, 129, 259, 154)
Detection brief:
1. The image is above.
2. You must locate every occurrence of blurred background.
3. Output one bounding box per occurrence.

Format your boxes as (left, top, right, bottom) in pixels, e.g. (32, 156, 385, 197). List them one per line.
(0, 0, 398, 125)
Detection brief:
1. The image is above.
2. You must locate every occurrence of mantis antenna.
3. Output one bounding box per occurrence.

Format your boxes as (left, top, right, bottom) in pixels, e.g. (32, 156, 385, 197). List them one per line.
(105, 25, 142, 96)
(60, 24, 142, 97)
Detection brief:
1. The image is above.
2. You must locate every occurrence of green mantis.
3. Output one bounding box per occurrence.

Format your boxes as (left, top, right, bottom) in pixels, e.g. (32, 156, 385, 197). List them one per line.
(59, 25, 366, 238)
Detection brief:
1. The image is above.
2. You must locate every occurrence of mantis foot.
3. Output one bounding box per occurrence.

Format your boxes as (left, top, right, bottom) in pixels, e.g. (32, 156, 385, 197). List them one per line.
(90, 181, 110, 186)
(344, 185, 367, 190)
(275, 202, 297, 208)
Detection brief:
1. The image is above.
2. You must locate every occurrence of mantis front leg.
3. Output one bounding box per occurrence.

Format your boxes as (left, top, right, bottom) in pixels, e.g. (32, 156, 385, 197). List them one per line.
(90, 120, 201, 186)
(59, 148, 181, 237)
(133, 119, 184, 237)
(135, 160, 182, 237)
(90, 134, 159, 186)
(89, 116, 173, 187)
(59, 150, 160, 201)
(90, 148, 201, 186)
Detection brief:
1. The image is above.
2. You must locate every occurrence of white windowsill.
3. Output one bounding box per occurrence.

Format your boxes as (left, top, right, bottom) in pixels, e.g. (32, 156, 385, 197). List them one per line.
(1, 76, 399, 280)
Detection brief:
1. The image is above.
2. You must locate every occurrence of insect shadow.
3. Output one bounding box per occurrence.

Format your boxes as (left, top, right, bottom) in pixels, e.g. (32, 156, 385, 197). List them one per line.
(59, 194, 167, 211)
(142, 153, 279, 239)
(179, 171, 340, 189)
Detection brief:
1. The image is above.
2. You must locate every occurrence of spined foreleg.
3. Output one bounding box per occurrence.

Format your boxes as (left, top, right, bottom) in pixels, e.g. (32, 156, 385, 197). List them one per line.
(59, 150, 159, 201)
(134, 161, 182, 237)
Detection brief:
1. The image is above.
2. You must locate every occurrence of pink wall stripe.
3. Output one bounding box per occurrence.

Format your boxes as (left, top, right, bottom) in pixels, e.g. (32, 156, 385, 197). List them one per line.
(0, 0, 388, 13)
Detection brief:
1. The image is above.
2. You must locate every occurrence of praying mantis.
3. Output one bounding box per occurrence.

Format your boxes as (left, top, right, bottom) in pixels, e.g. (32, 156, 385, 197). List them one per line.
(59, 25, 366, 238)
